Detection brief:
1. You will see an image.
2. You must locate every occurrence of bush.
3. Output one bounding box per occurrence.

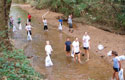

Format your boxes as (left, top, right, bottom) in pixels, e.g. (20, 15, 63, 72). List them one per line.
(0, 49, 44, 80)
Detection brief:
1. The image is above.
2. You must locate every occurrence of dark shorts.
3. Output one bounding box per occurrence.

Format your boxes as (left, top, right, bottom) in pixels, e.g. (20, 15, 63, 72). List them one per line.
(113, 67, 120, 72)
(69, 23, 73, 28)
(75, 52, 80, 54)
(66, 46, 71, 52)
(44, 25, 48, 30)
(83, 47, 89, 50)
(27, 30, 32, 35)
(18, 21, 21, 24)
(28, 19, 31, 22)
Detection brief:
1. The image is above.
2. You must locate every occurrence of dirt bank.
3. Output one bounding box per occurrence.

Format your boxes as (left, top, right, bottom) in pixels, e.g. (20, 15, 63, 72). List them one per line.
(18, 4, 125, 66)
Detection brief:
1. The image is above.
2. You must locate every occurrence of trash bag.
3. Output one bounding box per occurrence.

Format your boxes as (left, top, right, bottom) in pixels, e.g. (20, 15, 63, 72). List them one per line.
(58, 23, 62, 31)
(13, 26, 17, 32)
(98, 44, 104, 50)
(45, 55, 53, 67)
(107, 51, 112, 56)
(27, 31, 32, 41)
(19, 24, 22, 30)
(71, 49, 74, 57)
(119, 55, 125, 61)
(119, 68, 124, 80)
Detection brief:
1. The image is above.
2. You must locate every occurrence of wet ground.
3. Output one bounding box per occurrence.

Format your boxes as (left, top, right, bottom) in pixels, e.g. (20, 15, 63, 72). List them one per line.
(10, 5, 114, 80)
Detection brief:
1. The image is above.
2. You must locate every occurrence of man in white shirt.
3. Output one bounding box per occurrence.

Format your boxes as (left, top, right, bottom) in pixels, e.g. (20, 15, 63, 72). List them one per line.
(45, 41, 53, 56)
(43, 18, 48, 31)
(82, 32, 90, 61)
(72, 38, 81, 63)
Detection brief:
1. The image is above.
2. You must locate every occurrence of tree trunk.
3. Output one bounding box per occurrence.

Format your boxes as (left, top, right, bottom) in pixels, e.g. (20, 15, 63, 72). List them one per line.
(0, 0, 12, 51)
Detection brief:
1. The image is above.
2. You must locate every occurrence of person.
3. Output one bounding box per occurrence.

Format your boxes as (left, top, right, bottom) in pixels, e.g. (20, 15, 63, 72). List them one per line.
(17, 16, 21, 25)
(25, 23, 32, 40)
(112, 51, 121, 80)
(43, 18, 48, 31)
(17, 16, 22, 30)
(68, 14, 73, 33)
(72, 38, 81, 63)
(82, 32, 90, 61)
(64, 37, 72, 56)
(9, 16, 14, 28)
(27, 13, 31, 23)
(45, 41, 53, 56)
(58, 16, 63, 25)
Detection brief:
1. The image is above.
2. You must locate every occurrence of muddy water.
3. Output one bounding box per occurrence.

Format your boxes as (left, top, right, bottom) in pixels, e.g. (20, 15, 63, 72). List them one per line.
(10, 5, 113, 80)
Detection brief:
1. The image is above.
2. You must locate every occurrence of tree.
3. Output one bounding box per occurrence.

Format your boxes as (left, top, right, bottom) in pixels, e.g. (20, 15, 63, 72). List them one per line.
(0, 0, 12, 51)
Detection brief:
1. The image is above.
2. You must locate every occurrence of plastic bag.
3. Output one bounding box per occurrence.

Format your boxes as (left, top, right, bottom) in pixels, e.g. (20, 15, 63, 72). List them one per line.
(119, 55, 125, 61)
(98, 44, 104, 50)
(45, 55, 53, 67)
(13, 26, 17, 32)
(27, 31, 32, 41)
(58, 23, 62, 31)
(107, 51, 112, 56)
(119, 68, 124, 80)
(19, 24, 22, 30)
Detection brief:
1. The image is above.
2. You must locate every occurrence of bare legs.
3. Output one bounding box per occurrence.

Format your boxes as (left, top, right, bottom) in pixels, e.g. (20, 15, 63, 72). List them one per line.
(66, 51, 70, 56)
(84, 49, 89, 61)
(112, 71, 119, 80)
(74, 53, 81, 63)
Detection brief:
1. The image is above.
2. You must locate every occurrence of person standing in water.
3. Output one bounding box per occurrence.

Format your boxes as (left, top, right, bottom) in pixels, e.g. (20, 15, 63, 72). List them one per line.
(64, 37, 72, 56)
(43, 18, 48, 31)
(45, 41, 53, 56)
(25, 23, 33, 40)
(27, 13, 31, 23)
(45, 41, 53, 67)
(82, 32, 91, 61)
(112, 51, 121, 80)
(58, 16, 63, 25)
(17, 16, 21, 25)
(72, 37, 81, 63)
(68, 14, 73, 33)
(17, 16, 22, 30)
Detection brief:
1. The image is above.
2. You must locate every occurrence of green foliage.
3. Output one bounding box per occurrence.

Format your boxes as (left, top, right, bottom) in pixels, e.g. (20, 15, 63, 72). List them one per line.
(7, 0, 12, 3)
(0, 49, 44, 80)
(29, 0, 125, 30)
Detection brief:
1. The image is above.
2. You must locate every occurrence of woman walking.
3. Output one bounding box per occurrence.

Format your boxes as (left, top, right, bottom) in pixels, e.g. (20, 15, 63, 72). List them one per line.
(82, 32, 90, 61)
(112, 51, 121, 80)
(72, 38, 81, 63)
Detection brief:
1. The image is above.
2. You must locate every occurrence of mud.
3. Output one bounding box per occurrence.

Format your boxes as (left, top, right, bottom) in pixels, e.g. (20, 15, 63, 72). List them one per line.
(9, 4, 125, 80)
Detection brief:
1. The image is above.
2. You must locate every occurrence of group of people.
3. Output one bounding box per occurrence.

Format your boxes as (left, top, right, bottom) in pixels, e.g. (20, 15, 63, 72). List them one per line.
(64, 32, 90, 63)
(9, 12, 124, 80)
(42, 14, 74, 33)
(9, 13, 33, 40)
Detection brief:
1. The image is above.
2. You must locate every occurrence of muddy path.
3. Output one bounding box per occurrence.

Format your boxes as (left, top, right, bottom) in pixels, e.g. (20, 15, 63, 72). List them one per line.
(9, 4, 122, 80)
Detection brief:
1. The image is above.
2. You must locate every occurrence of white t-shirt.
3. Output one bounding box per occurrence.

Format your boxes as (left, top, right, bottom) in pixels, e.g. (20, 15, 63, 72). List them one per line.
(82, 35, 90, 47)
(72, 41, 80, 53)
(68, 17, 72, 24)
(25, 25, 32, 31)
(43, 20, 47, 25)
(45, 45, 53, 55)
